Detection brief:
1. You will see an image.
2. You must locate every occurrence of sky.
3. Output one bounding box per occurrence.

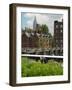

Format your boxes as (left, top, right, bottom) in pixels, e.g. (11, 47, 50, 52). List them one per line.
(21, 13, 63, 36)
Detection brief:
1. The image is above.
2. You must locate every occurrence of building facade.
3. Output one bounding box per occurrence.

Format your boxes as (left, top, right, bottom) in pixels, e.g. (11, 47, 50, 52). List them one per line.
(54, 20, 63, 49)
(22, 31, 39, 49)
(22, 31, 52, 49)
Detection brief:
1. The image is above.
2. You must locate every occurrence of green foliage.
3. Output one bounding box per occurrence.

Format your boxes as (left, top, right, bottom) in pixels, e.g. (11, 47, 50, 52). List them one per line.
(21, 57, 63, 77)
(48, 33, 52, 38)
(41, 24, 49, 34)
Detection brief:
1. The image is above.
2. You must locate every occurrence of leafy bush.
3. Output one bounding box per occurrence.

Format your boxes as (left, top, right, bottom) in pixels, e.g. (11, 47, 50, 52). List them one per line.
(21, 57, 63, 77)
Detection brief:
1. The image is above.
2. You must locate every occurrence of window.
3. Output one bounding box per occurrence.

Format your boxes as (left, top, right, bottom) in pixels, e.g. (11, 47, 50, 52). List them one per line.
(56, 25, 58, 28)
(61, 29, 63, 33)
(56, 40, 58, 43)
(61, 40, 63, 42)
(60, 24, 63, 28)
(55, 30, 57, 33)
(61, 44, 63, 48)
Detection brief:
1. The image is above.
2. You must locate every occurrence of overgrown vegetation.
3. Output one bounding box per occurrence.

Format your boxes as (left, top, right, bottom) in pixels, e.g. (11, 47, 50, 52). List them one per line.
(21, 57, 63, 77)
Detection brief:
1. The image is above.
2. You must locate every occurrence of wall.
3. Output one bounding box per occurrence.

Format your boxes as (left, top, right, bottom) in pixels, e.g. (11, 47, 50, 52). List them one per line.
(0, 0, 72, 90)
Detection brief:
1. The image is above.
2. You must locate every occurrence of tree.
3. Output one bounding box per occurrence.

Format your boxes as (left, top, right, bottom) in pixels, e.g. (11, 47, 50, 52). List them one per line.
(41, 24, 49, 34)
(48, 33, 52, 38)
(27, 28, 32, 33)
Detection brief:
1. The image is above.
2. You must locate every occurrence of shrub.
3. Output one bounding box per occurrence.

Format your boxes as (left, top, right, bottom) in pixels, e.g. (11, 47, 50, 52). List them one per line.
(21, 57, 63, 77)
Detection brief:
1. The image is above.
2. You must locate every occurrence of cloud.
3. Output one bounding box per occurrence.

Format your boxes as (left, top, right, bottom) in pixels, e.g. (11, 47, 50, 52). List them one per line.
(27, 20, 33, 29)
(24, 13, 50, 28)
(36, 14, 49, 25)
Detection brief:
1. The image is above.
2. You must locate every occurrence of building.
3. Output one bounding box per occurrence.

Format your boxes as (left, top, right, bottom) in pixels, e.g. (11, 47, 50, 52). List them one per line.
(54, 20, 63, 49)
(22, 31, 52, 49)
(33, 16, 37, 30)
(22, 16, 53, 54)
(22, 31, 39, 49)
(38, 34, 52, 49)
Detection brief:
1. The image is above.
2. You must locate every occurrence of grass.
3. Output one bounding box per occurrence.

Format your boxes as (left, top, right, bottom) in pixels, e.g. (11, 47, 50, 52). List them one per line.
(21, 57, 63, 77)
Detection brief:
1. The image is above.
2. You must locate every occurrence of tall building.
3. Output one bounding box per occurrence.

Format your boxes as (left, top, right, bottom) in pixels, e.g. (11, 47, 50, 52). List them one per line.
(54, 20, 63, 49)
(33, 16, 37, 30)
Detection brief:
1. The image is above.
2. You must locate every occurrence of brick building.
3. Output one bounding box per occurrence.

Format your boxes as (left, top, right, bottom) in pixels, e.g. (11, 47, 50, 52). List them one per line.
(22, 31, 52, 49)
(22, 31, 39, 49)
(54, 20, 63, 49)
